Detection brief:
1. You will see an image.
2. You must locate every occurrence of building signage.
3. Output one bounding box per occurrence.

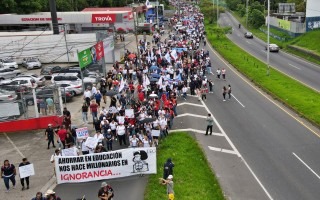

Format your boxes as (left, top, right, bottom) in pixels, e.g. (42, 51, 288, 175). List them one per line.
(21, 18, 62, 21)
(91, 14, 116, 23)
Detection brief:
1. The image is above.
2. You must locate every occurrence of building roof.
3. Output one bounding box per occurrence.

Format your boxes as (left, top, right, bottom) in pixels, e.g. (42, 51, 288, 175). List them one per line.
(82, 7, 132, 12)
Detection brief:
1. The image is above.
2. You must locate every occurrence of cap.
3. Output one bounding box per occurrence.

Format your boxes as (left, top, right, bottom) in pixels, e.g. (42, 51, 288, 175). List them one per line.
(98, 143, 103, 146)
(103, 117, 106, 120)
(108, 129, 111, 132)
(167, 175, 173, 179)
(101, 182, 108, 187)
(45, 189, 55, 195)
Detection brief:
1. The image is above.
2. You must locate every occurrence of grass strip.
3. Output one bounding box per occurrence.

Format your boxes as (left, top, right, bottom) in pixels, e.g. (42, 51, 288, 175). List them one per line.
(144, 132, 225, 200)
(205, 27, 320, 127)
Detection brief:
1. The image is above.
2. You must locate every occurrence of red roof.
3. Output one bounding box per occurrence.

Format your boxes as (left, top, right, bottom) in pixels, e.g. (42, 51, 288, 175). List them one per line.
(82, 7, 132, 12)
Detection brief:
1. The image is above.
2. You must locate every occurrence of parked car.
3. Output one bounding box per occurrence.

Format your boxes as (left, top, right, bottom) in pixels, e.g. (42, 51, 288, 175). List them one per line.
(0, 88, 18, 102)
(60, 66, 98, 78)
(51, 73, 97, 85)
(40, 66, 62, 79)
(0, 58, 19, 69)
(23, 86, 73, 106)
(0, 68, 21, 80)
(0, 85, 30, 99)
(9, 77, 38, 88)
(22, 57, 42, 70)
(17, 73, 46, 86)
(55, 82, 83, 96)
(265, 44, 280, 52)
(244, 32, 253, 39)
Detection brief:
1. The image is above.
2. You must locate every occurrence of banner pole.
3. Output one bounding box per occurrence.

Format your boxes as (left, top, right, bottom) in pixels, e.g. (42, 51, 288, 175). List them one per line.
(77, 49, 85, 92)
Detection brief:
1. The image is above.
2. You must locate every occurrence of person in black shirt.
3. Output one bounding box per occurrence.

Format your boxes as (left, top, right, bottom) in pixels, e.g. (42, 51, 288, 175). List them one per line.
(98, 182, 114, 200)
(82, 102, 89, 124)
(45, 124, 56, 149)
(1, 159, 16, 192)
(19, 158, 30, 190)
(63, 107, 71, 130)
(163, 158, 174, 179)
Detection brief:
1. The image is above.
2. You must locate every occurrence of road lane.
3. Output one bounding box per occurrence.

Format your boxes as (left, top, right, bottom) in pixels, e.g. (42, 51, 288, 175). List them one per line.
(203, 36, 320, 200)
(220, 12, 320, 92)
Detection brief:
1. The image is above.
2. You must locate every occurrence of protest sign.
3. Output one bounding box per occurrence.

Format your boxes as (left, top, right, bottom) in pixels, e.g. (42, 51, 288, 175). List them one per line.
(117, 116, 125, 124)
(84, 137, 99, 149)
(54, 147, 157, 184)
(125, 109, 134, 118)
(151, 129, 160, 137)
(19, 164, 35, 179)
(76, 127, 89, 139)
(62, 147, 78, 157)
(108, 106, 118, 113)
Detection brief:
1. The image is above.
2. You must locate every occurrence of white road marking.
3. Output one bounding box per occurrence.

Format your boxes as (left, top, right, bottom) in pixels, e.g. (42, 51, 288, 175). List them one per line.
(208, 146, 238, 155)
(4, 132, 25, 158)
(169, 129, 224, 136)
(293, 152, 320, 180)
(175, 113, 207, 119)
(231, 94, 245, 108)
(288, 63, 301, 70)
(246, 41, 251, 44)
(177, 102, 204, 107)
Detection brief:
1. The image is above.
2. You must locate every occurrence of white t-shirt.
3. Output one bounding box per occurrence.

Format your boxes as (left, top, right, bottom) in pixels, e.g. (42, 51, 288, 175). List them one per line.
(143, 139, 150, 147)
(117, 125, 126, 136)
(110, 122, 117, 130)
(131, 138, 139, 147)
(93, 133, 104, 143)
(84, 90, 92, 98)
(50, 153, 61, 163)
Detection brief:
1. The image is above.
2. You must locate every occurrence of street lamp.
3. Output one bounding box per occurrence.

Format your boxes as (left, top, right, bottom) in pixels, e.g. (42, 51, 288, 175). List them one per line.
(267, 0, 270, 76)
(217, 0, 219, 27)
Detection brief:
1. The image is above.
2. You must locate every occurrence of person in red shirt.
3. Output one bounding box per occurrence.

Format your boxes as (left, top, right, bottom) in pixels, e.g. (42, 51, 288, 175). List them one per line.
(138, 91, 145, 102)
(90, 100, 99, 122)
(56, 125, 67, 149)
(137, 84, 143, 93)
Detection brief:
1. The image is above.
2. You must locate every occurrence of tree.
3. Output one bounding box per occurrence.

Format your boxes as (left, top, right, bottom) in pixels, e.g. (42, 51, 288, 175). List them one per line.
(237, 4, 246, 17)
(248, 9, 264, 28)
(249, 1, 264, 13)
(226, 0, 241, 11)
(0, 0, 16, 14)
(15, 0, 43, 14)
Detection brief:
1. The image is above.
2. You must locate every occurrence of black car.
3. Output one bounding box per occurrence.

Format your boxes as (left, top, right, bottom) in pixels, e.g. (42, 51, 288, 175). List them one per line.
(41, 66, 62, 79)
(23, 87, 73, 106)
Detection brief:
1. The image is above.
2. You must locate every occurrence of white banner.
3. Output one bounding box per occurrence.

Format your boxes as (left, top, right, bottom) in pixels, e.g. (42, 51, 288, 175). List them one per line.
(55, 147, 157, 184)
(19, 164, 35, 179)
(76, 127, 89, 139)
(62, 147, 78, 157)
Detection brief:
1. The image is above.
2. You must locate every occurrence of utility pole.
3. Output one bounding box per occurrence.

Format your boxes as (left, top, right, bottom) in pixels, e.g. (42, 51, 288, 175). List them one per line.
(267, 0, 270, 76)
(49, 0, 59, 34)
(217, 0, 219, 27)
(64, 24, 70, 63)
(156, 0, 159, 31)
(246, 0, 249, 27)
(133, 10, 141, 69)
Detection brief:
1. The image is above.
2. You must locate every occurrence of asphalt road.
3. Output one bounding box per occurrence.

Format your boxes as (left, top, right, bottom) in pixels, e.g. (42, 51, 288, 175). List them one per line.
(200, 32, 320, 200)
(219, 12, 320, 93)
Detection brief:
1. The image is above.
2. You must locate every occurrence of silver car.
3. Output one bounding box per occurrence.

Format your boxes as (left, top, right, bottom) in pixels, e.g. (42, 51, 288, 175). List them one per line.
(0, 88, 17, 102)
(22, 58, 42, 70)
(0, 58, 19, 69)
(265, 44, 280, 52)
(17, 73, 46, 86)
(0, 68, 21, 81)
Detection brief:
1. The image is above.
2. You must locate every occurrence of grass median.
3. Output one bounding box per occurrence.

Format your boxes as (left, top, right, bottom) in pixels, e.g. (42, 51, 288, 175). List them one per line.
(144, 132, 225, 200)
(205, 25, 320, 127)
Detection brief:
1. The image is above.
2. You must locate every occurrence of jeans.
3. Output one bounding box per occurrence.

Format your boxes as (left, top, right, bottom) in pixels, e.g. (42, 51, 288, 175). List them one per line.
(206, 67, 212, 74)
(3, 175, 15, 190)
(118, 134, 126, 146)
(82, 112, 88, 123)
(91, 112, 97, 121)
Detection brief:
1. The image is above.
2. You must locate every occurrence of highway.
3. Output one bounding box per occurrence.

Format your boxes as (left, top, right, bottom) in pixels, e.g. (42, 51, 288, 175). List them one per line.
(196, 31, 320, 199)
(219, 11, 320, 93)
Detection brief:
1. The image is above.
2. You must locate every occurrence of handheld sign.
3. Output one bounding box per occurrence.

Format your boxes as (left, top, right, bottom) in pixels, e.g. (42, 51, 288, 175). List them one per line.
(19, 164, 35, 179)
(84, 137, 99, 149)
(76, 127, 89, 139)
(151, 129, 160, 137)
(125, 109, 134, 118)
(62, 147, 78, 156)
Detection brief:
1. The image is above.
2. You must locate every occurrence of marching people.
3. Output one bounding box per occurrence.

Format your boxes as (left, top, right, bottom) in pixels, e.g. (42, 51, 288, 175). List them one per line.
(63, 107, 71, 130)
(1, 159, 16, 192)
(221, 68, 226, 80)
(163, 158, 174, 179)
(32, 192, 46, 200)
(159, 175, 174, 200)
(19, 158, 31, 190)
(222, 86, 227, 102)
(45, 124, 56, 149)
(227, 84, 232, 99)
(45, 189, 61, 200)
(98, 182, 114, 200)
(205, 113, 214, 136)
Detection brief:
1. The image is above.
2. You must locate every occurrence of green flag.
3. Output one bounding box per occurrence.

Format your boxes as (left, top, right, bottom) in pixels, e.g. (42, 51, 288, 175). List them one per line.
(78, 48, 92, 69)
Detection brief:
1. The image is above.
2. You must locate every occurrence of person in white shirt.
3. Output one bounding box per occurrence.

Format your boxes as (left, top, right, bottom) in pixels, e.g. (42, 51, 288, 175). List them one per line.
(91, 84, 97, 96)
(81, 138, 90, 155)
(116, 123, 126, 146)
(93, 131, 104, 144)
(153, 119, 160, 129)
(142, 135, 151, 147)
(159, 116, 168, 138)
(182, 85, 188, 100)
(83, 88, 92, 106)
(109, 120, 118, 138)
(130, 134, 140, 148)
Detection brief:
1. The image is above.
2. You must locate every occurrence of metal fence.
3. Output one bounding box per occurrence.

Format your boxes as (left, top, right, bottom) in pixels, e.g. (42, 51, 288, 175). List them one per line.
(0, 85, 64, 121)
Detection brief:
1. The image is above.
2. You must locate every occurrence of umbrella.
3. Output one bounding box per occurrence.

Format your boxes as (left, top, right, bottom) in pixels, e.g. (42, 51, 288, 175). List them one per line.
(151, 73, 161, 78)
(149, 65, 159, 71)
(127, 53, 136, 60)
(149, 94, 158, 98)
(106, 91, 118, 96)
(139, 118, 157, 124)
(150, 78, 159, 82)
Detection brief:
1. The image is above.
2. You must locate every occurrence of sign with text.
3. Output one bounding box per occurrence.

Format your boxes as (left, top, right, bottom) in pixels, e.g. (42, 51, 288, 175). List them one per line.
(92, 14, 116, 23)
(78, 48, 92, 69)
(117, 116, 125, 124)
(125, 109, 134, 118)
(62, 147, 78, 157)
(55, 147, 157, 184)
(151, 129, 160, 137)
(84, 137, 99, 149)
(19, 164, 35, 179)
(76, 127, 89, 139)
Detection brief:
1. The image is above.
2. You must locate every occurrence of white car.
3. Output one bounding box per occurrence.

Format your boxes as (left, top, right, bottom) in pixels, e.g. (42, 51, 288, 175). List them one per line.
(0, 58, 19, 69)
(10, 77, 38, 88)
(0, 88, 17, 102)
(265, 44, 280, 52)
(0, 68, 21, 80)
(56, 82, 83, 96)
(22, 58, 42, 70)
(17, 73, 46, 86)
